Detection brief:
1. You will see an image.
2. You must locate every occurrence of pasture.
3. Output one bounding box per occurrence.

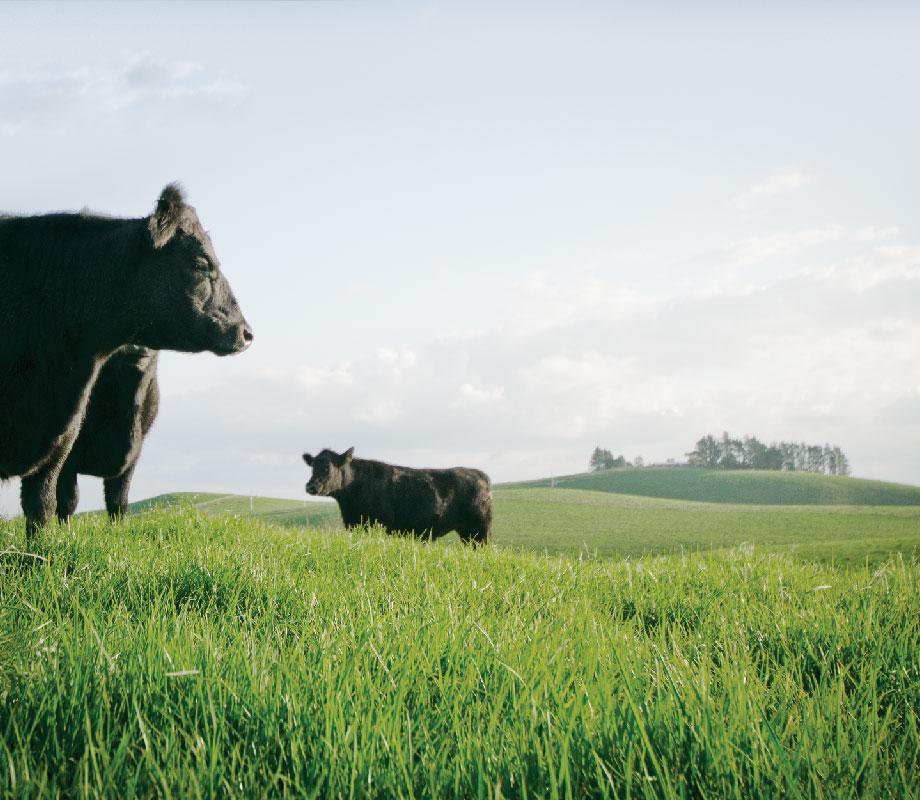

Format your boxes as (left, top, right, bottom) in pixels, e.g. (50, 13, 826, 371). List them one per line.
(131, 492, 343, 531)
(511, 466, 920, 506)
(1, 509, 918, 798)
(137, 483, 920, 568)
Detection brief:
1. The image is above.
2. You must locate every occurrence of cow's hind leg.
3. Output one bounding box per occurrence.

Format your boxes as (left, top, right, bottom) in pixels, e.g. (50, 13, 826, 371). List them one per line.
(461, 496, 493, 547)
(104, 463, 136, 521)
(457, 527, 488, 546)
(21, 460, 66, 542)
(55, 457, 80, 524)
(458, 511, 492, 547)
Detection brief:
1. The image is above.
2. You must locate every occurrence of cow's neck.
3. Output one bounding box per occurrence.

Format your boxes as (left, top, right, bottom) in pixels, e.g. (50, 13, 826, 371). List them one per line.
(331, 479, 361, 503)
(330, 485, 351, 502)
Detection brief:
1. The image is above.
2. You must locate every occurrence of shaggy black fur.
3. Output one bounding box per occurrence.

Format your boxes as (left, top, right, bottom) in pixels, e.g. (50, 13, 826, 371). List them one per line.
(56, 346, 160, 522)
(303, 448, 492, 545)
(0, 184, 252, 539)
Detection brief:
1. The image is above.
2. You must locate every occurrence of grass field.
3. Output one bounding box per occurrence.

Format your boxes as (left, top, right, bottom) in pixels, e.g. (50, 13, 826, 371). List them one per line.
(509, 466, 920, 506)
(493, 488, 920, 568)
(1, 510, 918, 798)
(136, 488, 920, 569)
(131, 492, 342, 530)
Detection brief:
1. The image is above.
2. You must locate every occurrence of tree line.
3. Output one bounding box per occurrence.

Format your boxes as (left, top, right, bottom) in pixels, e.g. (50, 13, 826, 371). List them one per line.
(589, 433, 850, 475)
(589, 448, 645, 471)
(686, 433, 849, 475)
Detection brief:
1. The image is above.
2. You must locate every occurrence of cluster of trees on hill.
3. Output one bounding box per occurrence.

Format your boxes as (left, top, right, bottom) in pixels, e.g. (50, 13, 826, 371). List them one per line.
(589, 433, 850, 476)
(686, 433, 850, 475)
(589, 448, 644, 471)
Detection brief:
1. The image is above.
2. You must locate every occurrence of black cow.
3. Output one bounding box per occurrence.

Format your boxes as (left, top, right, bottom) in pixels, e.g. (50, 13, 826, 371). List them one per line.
(56, 346, 159, 523)
(0, 184, 252, 539)
(302, 448, 492, 545)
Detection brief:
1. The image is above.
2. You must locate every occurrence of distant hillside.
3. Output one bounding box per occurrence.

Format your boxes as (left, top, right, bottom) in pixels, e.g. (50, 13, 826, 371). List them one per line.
(130, 492, 341, 529)
(505, 467, 920, 506)
(125, 487, 920, 567)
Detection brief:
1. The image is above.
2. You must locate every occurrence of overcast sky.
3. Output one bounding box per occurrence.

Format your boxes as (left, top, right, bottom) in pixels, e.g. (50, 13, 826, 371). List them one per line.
(2, 1, 920, 516)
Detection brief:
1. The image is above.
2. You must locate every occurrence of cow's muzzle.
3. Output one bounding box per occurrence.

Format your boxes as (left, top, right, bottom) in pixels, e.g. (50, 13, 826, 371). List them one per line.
(214, 322, 254, 356)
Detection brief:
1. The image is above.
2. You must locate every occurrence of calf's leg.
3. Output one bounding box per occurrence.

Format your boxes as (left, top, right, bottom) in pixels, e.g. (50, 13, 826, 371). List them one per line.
(104, 463, 136, 520)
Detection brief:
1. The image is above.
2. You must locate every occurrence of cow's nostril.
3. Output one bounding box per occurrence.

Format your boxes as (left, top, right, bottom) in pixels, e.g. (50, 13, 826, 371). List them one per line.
(242, 327, 254, 344)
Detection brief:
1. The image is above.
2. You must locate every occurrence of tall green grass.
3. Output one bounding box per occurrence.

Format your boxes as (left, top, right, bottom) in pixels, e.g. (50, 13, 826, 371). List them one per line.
(510, 467, 920, 506)
(2, 510, 918, 798)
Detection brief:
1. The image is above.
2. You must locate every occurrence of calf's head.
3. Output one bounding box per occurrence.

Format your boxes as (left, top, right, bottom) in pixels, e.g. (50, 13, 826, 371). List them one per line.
(303, 448, 355, 496)
(136, 184, 253, 356)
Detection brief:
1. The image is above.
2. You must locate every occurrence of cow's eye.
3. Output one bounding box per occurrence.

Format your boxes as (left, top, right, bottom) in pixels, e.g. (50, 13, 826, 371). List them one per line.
(195, 256, 211, 272)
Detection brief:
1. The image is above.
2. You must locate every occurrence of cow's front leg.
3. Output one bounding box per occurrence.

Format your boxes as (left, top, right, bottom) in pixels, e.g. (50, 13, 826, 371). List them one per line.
(104, 462, 136, 520)
(55, 455, 80, 524)
(21, 459, 66, 542)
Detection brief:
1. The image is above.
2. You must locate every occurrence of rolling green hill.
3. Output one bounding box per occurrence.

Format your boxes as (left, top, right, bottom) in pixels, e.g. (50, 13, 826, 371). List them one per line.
(130, 487, 920, 568)
(131, 492, 341, 529)
(507, 466, 920, 505)
(493, 487, 920, 566)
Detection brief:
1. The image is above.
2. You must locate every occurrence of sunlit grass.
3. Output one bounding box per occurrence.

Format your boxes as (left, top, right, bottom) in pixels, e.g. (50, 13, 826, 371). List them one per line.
(2, 509, 918, 798)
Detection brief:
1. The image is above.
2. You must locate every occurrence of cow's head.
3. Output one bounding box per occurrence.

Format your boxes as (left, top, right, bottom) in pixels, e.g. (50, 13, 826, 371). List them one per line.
(136, 184, 253, 356)
(303, 447, 355, 496)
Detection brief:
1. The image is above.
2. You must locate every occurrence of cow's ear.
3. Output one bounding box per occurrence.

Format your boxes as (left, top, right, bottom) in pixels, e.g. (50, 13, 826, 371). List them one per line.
(343, 447, 355, 462)
(302, 452, 314, 466)
(148, 182, 185, 249)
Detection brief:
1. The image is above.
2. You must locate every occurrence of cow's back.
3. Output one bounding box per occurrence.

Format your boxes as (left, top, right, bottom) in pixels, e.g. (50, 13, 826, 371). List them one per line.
(0, 213, 129, 315)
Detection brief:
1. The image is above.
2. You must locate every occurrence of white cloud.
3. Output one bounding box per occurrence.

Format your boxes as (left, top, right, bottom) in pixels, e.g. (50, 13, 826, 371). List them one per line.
(356, 398, 403, 425)
(733, 169, 812, 209)
(377, 348, 418, 375)
(451, 382, 505, 408)
(0, 122, 24, 137)
(723, 226, 843, 268)
(505, 271, 655, 334)
(853, 225, 900, 242)
(0, 53, 247, 135)
(295, 364, 355, 393)
(816, 246, 920, 291)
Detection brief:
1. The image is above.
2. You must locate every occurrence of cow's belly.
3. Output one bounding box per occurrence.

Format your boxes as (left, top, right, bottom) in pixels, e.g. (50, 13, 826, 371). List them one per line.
(378, 509, 440, 536)
(0, 357, 101, 477)
(77, 428, 140, 478)
(76, 448, 134, 479)
(0, 412, 79, 477)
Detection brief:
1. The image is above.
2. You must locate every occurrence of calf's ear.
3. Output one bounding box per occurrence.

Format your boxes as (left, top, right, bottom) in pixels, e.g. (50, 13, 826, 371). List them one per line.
(343, 447, 355, 462)
(302, 453, 314, 466)
(148, 182, 186, 249)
